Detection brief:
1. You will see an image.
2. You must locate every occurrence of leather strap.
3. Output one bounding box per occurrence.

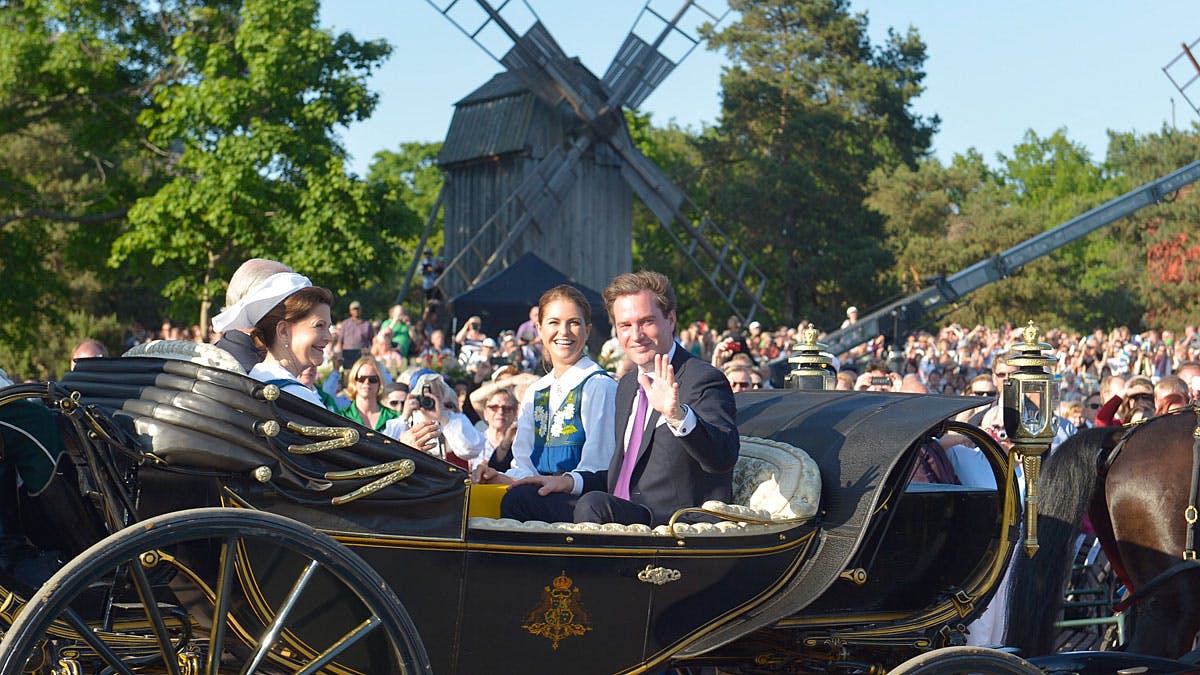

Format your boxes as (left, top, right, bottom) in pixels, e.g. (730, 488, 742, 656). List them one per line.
(1185, 408, 1200, 560)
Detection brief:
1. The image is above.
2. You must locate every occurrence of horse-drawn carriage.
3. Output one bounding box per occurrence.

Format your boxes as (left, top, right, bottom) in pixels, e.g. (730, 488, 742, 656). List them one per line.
(0, 341, 1075, 673)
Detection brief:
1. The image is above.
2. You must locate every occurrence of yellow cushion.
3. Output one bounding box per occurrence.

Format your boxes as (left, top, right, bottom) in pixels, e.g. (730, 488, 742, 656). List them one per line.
(467, 483, 508, 519)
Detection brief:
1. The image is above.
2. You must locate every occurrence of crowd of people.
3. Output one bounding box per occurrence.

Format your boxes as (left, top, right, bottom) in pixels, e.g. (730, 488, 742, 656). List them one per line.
(64, 279, 1200, 442)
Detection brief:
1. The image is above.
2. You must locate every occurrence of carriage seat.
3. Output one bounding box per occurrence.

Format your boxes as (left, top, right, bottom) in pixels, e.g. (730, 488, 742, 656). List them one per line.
(122, 340, 246, 374)
(467, 435, 821, 537)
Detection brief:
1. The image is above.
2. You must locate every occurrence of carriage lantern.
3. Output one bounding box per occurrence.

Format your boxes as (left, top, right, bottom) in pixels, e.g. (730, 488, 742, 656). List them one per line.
(1002, 321, 1057, 557)
(787, 327, 837, 390)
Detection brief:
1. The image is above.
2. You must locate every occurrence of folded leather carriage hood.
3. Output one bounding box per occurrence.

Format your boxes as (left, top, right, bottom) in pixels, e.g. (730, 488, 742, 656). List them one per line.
(679, 389, 986, 656)
(62, 357, 468, 539)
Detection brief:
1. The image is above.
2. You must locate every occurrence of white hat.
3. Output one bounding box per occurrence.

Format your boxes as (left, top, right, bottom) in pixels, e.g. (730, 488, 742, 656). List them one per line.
(748, 321, 761, 330)
(847, 306, 858, 315)
(212, 272, 312, 333)
(481, 338, 497, 348)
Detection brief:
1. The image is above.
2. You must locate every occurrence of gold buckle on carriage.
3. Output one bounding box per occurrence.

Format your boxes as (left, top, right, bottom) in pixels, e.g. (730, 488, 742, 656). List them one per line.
(1186, 505, 1198, 525)
(284, 422, 359, 454)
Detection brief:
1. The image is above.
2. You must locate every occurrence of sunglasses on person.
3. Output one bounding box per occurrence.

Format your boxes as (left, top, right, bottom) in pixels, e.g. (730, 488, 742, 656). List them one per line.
(971, 389, 997, 396)
(1086, 401, 1101, 410)
(1129, 392, 1154, 403)
(355, 375, 380, 384)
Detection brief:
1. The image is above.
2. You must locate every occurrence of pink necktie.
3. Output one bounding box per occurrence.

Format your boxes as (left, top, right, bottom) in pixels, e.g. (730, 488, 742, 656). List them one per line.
(613, 387, 648, 500)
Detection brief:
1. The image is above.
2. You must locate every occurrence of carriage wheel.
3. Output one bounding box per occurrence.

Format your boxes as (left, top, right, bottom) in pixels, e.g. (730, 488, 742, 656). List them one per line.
(0, 507, 431, 674)
(888, 646, 1040, 674)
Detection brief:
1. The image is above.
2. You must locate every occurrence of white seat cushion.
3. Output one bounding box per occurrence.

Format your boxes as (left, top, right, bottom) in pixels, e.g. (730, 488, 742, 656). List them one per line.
(732, 435, 821, 520)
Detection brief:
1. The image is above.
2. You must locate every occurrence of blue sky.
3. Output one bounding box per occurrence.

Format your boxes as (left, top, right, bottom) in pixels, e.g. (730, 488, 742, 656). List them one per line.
(322, 1, 1199, 177)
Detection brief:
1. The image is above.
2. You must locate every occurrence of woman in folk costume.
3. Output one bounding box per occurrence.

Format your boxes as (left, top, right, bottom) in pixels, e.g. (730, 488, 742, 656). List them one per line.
(474, 285, 617, 492)
(211, 272, 333, 408)
(212, 272, 444, 451)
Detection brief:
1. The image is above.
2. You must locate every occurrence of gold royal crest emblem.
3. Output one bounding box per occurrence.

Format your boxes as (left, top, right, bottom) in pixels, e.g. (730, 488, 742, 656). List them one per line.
(522, 571, 592, 649)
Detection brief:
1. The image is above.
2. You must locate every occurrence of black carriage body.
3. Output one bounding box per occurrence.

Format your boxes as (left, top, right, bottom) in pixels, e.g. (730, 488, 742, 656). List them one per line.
(4, 356, 1019, 674)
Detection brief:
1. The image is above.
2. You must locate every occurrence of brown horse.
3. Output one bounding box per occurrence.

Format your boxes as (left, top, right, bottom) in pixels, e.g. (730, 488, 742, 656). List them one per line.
(1005, 411, 1200, 658)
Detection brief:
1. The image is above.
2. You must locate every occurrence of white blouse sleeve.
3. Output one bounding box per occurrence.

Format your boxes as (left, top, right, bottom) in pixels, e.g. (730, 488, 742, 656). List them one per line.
(382, 418, 409, 442)
(441, 412, 487, 463)
(504, 385, 540, 481)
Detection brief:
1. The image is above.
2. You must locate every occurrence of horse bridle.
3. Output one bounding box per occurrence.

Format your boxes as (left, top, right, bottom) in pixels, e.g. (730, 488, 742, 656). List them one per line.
(1105, 407, 1200, 613)
(1185, 408, 1200, 561)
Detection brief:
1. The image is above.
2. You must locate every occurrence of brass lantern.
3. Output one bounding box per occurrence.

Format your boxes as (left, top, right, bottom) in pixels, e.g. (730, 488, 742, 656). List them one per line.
(1002, 321, 1058, 556)
(787, 327, 837, 391)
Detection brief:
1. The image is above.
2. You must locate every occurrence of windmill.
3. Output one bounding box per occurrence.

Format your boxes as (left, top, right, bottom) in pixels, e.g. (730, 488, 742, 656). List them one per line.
(1163, 35, 1200, 120)
(420, 0, 768, 323)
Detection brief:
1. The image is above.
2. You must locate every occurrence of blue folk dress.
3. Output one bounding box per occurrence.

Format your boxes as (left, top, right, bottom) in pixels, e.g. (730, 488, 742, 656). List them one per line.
(505, 356, 617, 483)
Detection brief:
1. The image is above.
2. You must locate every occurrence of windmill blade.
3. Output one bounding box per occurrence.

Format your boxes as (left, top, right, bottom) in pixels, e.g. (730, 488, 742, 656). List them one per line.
(603, 0, 731, 110)
(1163, 35, 1200, 118)
(435, 135, 592, 291)
(606, 126, 768, 322)
(426, 0, 612, 123)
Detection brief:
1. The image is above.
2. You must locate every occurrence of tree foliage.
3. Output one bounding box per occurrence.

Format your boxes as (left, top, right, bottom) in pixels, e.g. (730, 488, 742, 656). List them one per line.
(865, 126, 1200, 334)
(0, 0, 405, 377)
(679, 0, 938, 327)
(363, 141, 444, 308)
(114, 0, 396, 329)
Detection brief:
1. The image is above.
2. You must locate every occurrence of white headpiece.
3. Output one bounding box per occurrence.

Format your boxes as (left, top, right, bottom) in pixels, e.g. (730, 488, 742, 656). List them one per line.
(211, 272, 312, 333)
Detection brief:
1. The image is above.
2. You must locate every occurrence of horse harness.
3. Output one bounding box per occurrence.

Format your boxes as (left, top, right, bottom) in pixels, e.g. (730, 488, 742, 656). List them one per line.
(1101, 407, 1200, 613)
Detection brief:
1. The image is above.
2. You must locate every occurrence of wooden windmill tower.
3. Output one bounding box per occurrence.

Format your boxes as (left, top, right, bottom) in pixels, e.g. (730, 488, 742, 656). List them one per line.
(424, 0, 769, 323)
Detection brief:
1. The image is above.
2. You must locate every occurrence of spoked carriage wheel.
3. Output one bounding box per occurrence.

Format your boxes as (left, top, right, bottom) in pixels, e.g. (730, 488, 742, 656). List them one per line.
(0, 508, 431, 674)
(888, 646, 1040, 674)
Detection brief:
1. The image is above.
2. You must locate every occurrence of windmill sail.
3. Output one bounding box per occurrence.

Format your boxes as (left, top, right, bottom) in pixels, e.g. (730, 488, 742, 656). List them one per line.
(427, 0, 767, 321)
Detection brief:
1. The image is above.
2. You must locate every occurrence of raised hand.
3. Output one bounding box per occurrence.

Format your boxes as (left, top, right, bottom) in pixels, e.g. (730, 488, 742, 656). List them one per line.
(400, 419, 440, 452)
(640, 353, 683, 424)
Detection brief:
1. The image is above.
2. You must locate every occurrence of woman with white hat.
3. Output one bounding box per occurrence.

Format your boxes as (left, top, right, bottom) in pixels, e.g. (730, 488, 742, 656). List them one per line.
(211, 272, 333, 407)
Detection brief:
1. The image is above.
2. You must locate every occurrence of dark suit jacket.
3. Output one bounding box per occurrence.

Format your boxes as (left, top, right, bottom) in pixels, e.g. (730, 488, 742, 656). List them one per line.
(214, 330, 264, 373)
(580, 347, 739, 525)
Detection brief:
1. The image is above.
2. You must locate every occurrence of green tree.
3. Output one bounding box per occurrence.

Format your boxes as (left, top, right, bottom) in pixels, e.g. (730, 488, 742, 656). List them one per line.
(865, 128, 1154, 334)
(366, 141, 444, 308)
(625, 110, 726, 322)
(1107, 127, 1200, 329)
(113, 0, 395, 329)
(696, 0, 937, 328)
(0, 0, 195, 375)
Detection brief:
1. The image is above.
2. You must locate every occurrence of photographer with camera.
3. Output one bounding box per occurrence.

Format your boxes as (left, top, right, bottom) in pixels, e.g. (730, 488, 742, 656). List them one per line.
(392, 371, 486, 470)
(465, 337, 503, 383)
(854, 359, 902, 392)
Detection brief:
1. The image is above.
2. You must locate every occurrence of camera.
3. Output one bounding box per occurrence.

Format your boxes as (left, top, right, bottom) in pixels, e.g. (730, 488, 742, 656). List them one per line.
(723, 338, 742, 353)
(870, 376, 891, 386)
(415, 384, 438, 411)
